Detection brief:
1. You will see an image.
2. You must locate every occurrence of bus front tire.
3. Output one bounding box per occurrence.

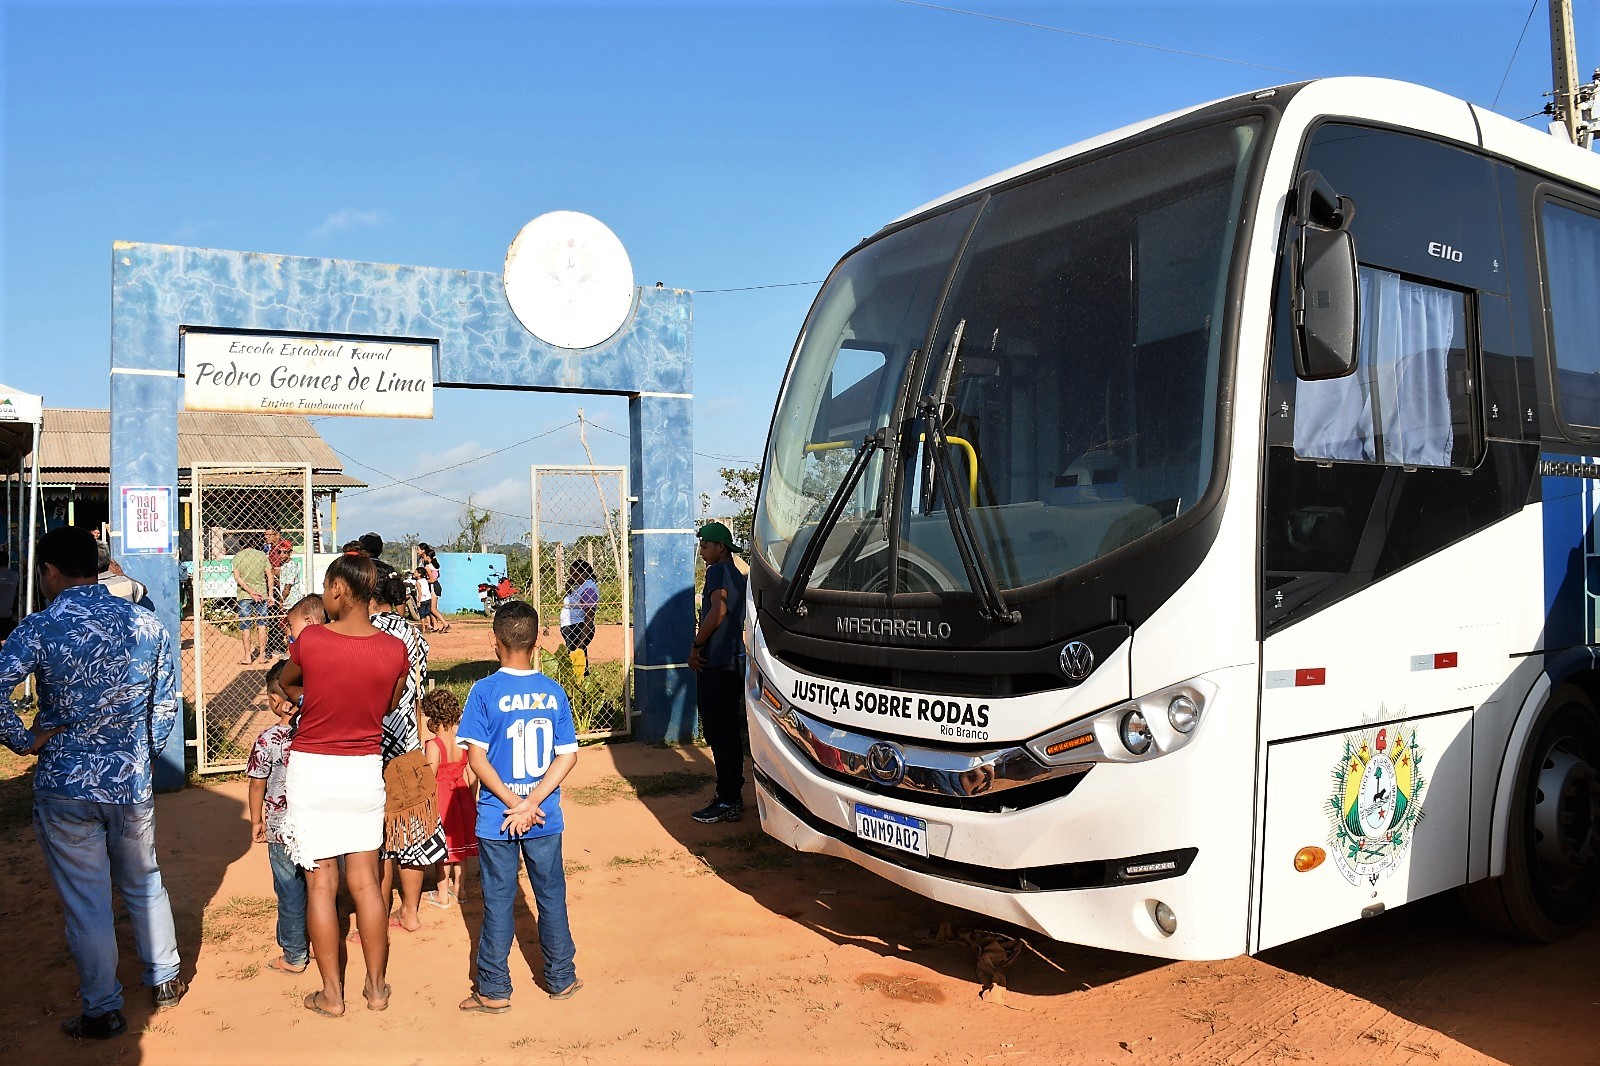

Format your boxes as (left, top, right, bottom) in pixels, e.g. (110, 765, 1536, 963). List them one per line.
(1461, 686, 1600, 942)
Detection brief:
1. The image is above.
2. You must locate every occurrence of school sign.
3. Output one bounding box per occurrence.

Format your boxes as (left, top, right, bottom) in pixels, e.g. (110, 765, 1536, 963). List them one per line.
(182, 331, 435, 419)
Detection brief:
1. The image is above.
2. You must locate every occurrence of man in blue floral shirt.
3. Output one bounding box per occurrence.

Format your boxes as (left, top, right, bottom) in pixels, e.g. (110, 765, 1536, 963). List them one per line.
(0, 527, 184, 1040)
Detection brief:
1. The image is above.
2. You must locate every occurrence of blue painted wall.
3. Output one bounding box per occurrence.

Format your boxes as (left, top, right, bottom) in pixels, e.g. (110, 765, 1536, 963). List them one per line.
(110, 242, 699, 788)
(438, 552, 507, 615)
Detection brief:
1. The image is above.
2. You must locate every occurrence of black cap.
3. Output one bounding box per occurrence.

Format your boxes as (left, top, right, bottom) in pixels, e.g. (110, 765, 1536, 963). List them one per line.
(358, 532, 383, 557)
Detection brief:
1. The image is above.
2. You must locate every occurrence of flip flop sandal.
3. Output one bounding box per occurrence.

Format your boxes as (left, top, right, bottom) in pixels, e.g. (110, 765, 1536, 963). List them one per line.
(422, 891, 451, 909)
(303, 992, 344, 1018)
(549, 978, 583, 1001)
(266, 956, 308, 975)
(459, 991, 511, 1014)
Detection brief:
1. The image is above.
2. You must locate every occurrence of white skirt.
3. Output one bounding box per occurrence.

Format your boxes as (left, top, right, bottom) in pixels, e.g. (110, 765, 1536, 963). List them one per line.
(284, 751, 384, 869)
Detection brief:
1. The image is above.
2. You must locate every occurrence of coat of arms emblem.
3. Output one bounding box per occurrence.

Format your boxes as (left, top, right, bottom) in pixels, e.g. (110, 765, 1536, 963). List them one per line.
(1327, 722, 1428, 886)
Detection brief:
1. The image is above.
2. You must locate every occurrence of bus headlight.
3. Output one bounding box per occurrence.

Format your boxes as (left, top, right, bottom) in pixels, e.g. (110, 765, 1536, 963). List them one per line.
(1119, 710, 1153, 755)
(1026, 677, 1215, 765)
(1168, 694, 1200, 733)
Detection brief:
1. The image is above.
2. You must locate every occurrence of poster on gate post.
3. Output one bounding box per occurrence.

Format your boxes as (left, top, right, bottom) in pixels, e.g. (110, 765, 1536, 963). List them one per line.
(120, 486, 174, 554)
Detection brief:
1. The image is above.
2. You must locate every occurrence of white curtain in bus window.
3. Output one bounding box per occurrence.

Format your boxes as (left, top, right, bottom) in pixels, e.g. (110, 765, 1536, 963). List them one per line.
(1543, 203, 1600, 428)
(1293, 268, 1464, 467)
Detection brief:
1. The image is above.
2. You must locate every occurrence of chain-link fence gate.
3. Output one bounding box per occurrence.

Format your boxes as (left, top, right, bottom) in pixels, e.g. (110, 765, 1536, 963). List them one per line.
(531, 465, 631, 739)
(185, 464, 314, 774)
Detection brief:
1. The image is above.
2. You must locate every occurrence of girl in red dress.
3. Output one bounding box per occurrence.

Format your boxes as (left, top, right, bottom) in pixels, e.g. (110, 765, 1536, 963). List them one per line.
(422, 689, 478, 906)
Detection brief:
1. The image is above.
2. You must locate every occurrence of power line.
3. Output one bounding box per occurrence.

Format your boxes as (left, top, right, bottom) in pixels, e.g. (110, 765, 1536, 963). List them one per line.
(1492, 0, 1542, 111)
(584, 420, 759, 464)
(892, 0, 1315, 78)
(694, 280, 823, 293)
(341, 419, 579, 498)
(325, 443, 533, 523)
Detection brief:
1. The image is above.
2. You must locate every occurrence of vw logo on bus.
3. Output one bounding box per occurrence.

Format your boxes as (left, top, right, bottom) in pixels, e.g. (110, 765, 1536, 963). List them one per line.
(1060, 640, 1095, 681)
(866, 742, 907, 785)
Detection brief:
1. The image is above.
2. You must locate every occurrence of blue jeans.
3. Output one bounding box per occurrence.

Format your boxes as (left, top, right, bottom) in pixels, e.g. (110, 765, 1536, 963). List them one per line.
(267, 841, 308, 966)
(475, 834, 575, 999)
(33, 793, 181, 1016)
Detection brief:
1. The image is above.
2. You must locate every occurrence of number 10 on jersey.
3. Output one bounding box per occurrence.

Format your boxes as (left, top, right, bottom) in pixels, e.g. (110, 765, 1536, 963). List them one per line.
(506, 717, 555, 779)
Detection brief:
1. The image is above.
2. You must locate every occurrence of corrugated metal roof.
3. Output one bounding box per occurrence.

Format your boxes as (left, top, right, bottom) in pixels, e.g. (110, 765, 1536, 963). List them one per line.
(34, 470, 367, 489)
(31, 409, 366, 490)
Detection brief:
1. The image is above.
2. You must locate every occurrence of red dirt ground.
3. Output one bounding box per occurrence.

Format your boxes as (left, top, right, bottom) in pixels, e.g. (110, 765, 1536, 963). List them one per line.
(0, 687, 1596, 1063)
(420, 614, 631, 666)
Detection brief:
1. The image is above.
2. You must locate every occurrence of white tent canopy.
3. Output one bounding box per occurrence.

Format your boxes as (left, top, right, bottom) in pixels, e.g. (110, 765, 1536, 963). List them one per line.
(0, 383, 43, 624)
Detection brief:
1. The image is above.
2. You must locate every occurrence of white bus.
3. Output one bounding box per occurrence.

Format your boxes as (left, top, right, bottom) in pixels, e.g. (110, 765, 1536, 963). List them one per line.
(745, 77, 1600, 960)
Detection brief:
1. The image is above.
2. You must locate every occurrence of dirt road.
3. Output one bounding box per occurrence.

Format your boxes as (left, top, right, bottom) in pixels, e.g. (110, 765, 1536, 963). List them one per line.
(0, 739, 1595, 1065)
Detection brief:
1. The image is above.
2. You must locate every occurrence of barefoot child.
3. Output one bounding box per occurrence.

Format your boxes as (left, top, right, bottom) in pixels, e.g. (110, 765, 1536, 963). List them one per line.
(370, 571, 446, 935)
(246, 660, 307, 975)
(457, 601, 581, 1013)
(422, 690, 477, 907)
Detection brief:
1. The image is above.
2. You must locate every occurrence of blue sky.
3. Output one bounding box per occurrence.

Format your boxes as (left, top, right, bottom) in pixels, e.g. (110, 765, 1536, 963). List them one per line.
(3, 0, 1595, 544)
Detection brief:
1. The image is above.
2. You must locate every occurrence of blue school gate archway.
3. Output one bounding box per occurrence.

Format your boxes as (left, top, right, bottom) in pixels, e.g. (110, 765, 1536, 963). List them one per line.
(109, 240, 699, 789)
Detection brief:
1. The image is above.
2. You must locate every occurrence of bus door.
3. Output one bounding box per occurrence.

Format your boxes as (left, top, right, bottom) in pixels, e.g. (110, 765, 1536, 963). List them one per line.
(1252, 124, 1531, 950)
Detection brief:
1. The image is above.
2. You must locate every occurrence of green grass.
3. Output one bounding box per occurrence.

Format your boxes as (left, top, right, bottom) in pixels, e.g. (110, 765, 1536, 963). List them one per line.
(201, 895, 279, 943)
(566, 771, 710, 806)
(429, 658, 501, 706)
(633, 770, 712, 797)
(542, 647, 628, 735)
(701, 828, 797, 871)
(431, 648, 631, 737)
(607, 850, 665, 868)
(212, 895, 278, 919)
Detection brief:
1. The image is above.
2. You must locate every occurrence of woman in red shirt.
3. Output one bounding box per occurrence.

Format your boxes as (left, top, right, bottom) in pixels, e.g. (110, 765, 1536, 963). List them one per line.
(278, 553, 408, 1018)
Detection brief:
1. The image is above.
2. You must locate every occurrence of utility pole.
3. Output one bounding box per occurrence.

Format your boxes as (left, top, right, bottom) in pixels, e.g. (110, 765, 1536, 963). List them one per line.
(1548, 0, 1598, 148)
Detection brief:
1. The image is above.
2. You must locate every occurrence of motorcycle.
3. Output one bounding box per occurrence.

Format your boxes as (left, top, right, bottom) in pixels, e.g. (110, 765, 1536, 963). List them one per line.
(476, 569, 518, 619)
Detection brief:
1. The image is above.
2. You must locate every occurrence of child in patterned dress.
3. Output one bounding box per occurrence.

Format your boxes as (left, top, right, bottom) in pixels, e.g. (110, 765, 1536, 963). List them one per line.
(247, 660, 307, 974)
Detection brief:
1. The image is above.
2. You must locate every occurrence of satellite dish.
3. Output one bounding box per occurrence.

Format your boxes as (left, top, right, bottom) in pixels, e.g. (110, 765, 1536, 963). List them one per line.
(504, 212, 636, 350)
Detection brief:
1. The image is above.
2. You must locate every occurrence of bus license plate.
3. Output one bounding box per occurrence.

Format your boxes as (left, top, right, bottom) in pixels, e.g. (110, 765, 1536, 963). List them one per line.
(854, 803, 928, 857)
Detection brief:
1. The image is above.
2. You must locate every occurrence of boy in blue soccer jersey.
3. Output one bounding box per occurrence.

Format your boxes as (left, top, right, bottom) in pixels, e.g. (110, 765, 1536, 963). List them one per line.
(456, 600, 582, 1013)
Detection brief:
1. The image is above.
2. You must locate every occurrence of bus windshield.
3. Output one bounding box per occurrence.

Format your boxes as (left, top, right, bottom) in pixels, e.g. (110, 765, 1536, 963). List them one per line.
(757, 119, 1261, 597)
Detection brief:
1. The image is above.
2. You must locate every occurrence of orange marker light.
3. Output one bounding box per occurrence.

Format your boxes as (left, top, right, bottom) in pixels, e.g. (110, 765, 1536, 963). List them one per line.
(760, 685, 783, 711)
(1045, 733, 1094, 757)
(1293, 846, 1326, 873)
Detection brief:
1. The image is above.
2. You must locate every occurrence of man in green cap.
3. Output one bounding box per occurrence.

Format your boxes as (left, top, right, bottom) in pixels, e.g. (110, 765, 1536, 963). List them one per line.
(689, 522, 748, 823)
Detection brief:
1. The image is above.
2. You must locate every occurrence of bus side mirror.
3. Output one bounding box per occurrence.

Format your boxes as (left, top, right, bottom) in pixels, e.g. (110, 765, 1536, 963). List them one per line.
(1292, 171, 1360, 381)
(1293, 171, 1358, 380)
(1293, 226, 1359, 380)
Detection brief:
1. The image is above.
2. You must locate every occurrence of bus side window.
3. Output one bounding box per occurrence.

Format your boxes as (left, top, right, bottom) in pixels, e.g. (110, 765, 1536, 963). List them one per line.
(1293, 269, 1475, 469)
(1540, 200, 1600, 435)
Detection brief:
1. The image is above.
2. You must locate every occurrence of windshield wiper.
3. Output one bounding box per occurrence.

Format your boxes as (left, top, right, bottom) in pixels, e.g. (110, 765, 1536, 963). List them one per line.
(917, 398, 1020, 625)
(781, 430, 885, 617)
(922, 319, 964, 514)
